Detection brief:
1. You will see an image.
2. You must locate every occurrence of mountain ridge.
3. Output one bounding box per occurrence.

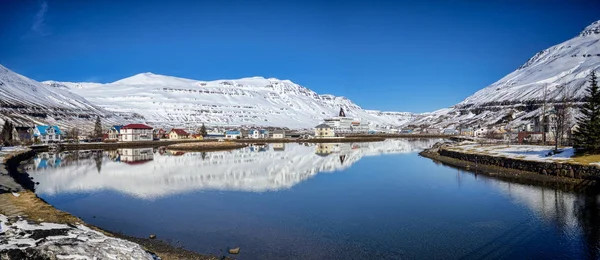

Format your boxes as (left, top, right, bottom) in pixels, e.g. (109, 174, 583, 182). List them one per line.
(410, 19, 600, 129)
(44, 72, 416, 129)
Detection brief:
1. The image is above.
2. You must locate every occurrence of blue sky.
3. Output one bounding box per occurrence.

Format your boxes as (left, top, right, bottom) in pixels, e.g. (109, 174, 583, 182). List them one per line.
(0, 0, 598, 112)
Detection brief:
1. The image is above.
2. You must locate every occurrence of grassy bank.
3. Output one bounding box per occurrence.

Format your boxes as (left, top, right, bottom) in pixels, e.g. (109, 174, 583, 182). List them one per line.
(167, 141, 247, 151)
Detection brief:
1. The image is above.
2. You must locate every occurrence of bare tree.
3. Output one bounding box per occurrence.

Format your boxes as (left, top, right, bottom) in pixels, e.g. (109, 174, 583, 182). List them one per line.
(69, 127, 80, 143)
(551, 86, 573, 152)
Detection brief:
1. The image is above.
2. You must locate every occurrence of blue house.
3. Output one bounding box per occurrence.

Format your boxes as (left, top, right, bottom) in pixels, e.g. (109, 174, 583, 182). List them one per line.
(248, 129, 260, 139)
(33, 125, 62, 144)
(259, 129, 269, 138)
(108, 125, 123, 140)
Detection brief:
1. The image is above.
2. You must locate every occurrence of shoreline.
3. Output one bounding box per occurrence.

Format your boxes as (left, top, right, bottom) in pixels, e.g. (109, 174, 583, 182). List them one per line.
(419, 146, 598, 192)
(0, 149, 228, 260)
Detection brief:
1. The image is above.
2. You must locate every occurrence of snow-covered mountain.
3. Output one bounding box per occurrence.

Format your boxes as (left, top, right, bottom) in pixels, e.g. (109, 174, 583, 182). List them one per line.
(45, 74, 415, 129)
(411, 20, 600, 129)
(0, 64, 123, 128)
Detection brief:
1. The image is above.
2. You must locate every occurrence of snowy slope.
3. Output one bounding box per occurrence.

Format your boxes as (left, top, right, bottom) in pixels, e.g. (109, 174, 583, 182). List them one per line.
(0, 64, 120, 129)
(411, 20, 600, 129)
(45, 74, 415, 129)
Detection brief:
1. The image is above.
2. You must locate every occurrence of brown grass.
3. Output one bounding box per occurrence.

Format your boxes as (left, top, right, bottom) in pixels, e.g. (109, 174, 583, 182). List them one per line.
(569, 154, 600, 165)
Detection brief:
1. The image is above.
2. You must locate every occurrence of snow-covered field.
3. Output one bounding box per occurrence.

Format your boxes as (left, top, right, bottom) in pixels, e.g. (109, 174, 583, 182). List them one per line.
(449, 144, 583, 163)
(0, 214, 159, 259)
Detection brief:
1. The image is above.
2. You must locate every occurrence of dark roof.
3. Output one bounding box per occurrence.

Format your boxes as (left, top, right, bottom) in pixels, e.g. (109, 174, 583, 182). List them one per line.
(122, 124, 153, 129)
(170, 128, 189, 136)
(273, 130, 286, 134)
(315, 124, 331, 129)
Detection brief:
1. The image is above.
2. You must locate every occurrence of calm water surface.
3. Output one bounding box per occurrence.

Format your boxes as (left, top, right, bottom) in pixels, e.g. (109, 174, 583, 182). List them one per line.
(22, 139, 600, 259)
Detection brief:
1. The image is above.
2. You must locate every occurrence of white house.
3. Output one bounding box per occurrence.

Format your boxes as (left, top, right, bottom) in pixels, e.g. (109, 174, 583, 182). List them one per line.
(272, 130, 286, 139)
(108, 125, 123, 140)
(248, 129, 260, 139)
(474, 128, 489, 137)
(119, 124, 153, 142)
(33, 125, 62, 144)
(314, 124, 335, 138)
(117, 148, 154, 164)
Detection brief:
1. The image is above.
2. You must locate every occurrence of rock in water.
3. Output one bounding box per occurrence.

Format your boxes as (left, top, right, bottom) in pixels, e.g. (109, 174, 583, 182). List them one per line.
(149, 234, 156, 239)
(229, 247, 240, 254)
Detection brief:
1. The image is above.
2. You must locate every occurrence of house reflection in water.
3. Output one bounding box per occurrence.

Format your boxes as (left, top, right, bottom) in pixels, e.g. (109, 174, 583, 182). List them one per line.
(314, 143, 352, 165)
(110, 148, 154, 164)
(249, 144, 268, 152)
(34, 152, 63, 169)
(273, 143, 285, 151)
(168, 150, 186, 156)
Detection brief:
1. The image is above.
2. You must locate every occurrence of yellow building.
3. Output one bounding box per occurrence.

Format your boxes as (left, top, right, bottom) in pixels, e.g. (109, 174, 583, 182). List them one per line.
(314, 123, 335, 138)
(192, 134, 204, 140)
(168, 128, 189, 139)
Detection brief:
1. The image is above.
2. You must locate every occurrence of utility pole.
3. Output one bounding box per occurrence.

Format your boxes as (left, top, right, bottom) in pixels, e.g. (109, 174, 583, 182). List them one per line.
(541, 84, 548, 145)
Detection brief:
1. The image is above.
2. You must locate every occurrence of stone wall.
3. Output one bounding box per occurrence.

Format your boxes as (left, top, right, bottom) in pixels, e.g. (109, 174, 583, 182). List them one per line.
(439, 149, 600, 180)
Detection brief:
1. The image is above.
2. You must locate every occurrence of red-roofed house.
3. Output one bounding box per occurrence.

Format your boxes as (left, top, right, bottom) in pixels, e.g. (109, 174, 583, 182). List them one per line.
(119, 124, 154, 142)
(168, 128, 190, 139)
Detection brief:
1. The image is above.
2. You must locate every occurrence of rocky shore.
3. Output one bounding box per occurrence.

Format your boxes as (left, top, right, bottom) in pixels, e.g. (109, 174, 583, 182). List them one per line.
(0, 148, 229, 260)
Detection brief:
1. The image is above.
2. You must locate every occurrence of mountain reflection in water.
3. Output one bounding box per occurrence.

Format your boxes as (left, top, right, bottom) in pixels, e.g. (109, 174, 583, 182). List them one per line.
(27, 139, 441, 199)
(22, 139, 600, 259)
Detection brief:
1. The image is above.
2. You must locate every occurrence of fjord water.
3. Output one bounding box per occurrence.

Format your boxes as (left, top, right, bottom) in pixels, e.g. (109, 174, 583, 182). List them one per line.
(25, 140, 599, 259)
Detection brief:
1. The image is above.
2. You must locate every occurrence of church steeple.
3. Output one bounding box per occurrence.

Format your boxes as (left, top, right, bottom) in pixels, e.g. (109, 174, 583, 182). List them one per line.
(339, 107, 346, 117)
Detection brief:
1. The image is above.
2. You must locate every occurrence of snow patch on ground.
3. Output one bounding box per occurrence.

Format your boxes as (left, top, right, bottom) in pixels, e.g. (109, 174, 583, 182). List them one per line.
(0, 215, 159, 259)
(451, 144, 580, 163)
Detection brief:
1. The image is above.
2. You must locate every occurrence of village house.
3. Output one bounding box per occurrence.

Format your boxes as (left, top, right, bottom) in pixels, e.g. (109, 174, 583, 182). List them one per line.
(533, 113, 557, 133)
(33, 125, 62, 144)
(169, 128, 190, 139)
(518, 123, 533, 132)
(443, 128, 459, 135)
(272, 130, 286, 139)
(400, 129, 413, 134)
(425, 128, 440, 134)
(225, 130, 242, 139)
(259, 129, 269, 138)
(119, 124, 153, 142)
(314, 124, 335, 138)
(459, 128, 474, 137)
(108, 125, 123, 140)
(247, 129, 260, 139)
(153, 128, 168, 139)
